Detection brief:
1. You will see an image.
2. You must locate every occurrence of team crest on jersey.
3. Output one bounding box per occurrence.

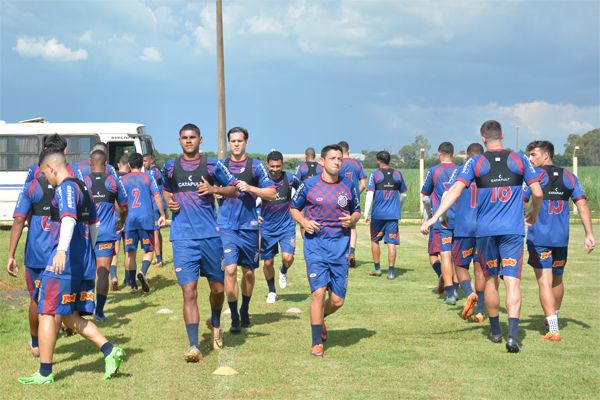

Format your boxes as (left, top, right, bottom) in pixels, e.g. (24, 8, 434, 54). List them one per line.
(41, 216, 52, 232)
(502, 258, 517, 267)
(337, 192, 349, 208)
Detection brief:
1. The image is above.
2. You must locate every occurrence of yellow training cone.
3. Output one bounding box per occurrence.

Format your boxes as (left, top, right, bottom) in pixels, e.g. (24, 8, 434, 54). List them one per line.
(212, 366, 238, 376)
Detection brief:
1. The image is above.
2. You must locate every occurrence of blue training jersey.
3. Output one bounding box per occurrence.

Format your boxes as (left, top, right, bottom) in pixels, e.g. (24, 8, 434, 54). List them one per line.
(524, 166, 585, 247)
(13, 179, 56, 269)
(447, 167, 478, 238)
(421, 162, 459, 230)
(45, 178, 98, 280)
(24, 163, 76, 184)
(293, 161, 323, 187)
(218, 157, 275, 231)
(84, 173, 127, 242)
(366, 168, 407, 220)
(339, 158, 366, 189)
(456, 149, 540, 237)
(260, 172, 296, 234)
(121, 171, 159, 231)
(163, 156, 236, 240)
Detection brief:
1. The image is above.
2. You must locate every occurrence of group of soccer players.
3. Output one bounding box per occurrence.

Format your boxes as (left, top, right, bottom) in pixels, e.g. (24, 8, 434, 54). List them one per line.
(421, 120, 595, 352)
(5, 119, 596, 383)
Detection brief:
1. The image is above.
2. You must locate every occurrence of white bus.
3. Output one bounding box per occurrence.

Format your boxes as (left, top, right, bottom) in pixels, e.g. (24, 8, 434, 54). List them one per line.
(0, 119, 157, 221)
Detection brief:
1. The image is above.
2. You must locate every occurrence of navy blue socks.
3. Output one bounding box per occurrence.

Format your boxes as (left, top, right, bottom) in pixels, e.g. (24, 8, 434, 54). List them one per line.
(490, 316, 501, 336)
(311, 324, 323, 346)
(141, 259, 151, 276)
(185, 323, 199, 347)
(100, 342, 113, 357)
(432, 261, 442, 278)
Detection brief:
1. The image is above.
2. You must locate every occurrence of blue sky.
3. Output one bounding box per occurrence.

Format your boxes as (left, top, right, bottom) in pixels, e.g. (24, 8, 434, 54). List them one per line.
(1, 0, 598, 155)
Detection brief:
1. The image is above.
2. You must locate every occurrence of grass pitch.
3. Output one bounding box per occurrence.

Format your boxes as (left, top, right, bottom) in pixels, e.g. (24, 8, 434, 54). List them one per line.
(1, 224, 599, 399)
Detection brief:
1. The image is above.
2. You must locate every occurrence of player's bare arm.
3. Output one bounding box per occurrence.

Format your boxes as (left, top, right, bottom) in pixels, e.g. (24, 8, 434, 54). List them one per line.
(236, 181, 277, 201)
(525, 181, 543, 226)
(163, 190, 180, 212)
(575, 198, 596, 253)
(6, 215, 27, 277)
(420, 181, 465, 234)
(198, 177, 238, 198)
(339, 211, 361, 228)
(154, 193, 167, 227)
(290, 208, 320, 234)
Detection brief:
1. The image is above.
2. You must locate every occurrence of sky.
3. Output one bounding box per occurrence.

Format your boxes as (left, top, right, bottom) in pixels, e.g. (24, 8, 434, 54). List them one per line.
(1, 0, 599, 155)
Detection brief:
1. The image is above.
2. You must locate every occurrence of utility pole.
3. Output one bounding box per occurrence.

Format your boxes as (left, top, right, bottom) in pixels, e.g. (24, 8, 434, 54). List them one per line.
(419, 148, 425, 215)
(216, 0, 227, 159)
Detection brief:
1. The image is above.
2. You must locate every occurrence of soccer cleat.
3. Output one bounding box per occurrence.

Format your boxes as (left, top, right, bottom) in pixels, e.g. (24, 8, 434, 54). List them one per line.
(94, 314, 110, 322)
(103, 347, 125, 380)
(137, 272, 150, 293)
(212, 329, 224, 350)
(156, 261, 163, 268)
(387, 270, 395, 280)
(348, 255, 356, 268)
(489, 333, 503, 344)
(310, 343, 324, 357)
(368, 269, 382, 277)
(184, 346, 202, 363)
(461, 293, 479, 320)
(230, 320, 242, 334)
(279, 271, 288, 289)
(321, 322, 327, 342)
(471, 313, 486, 323)
(111, 279, 119, 292)
(444, 295, 457, 305)
(506, 337, 521, 353)
(542, 331, 561, 342)
(18, 372, 54, 385)
(437, 277, 444, 294)
(266, 292, 277, 304)
(130, 286, 138, 294)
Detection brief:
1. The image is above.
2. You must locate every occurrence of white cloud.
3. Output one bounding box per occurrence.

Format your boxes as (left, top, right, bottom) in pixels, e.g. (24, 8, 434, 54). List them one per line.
(109, 34, 135, 44)
(78, 30, 93, 44)
(140, 47, 162, 62)
(245, 16, 285, 35)
(14, 37, 87, 62)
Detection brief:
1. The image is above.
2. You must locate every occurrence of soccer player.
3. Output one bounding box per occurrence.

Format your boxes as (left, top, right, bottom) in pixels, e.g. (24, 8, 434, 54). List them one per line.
(421, 142, 460, 304)
(362, 150, 407, 280)
(75, 142, 121, 184)
(446, 143, 487, 321)
(162, 123, 237, 361)
(525, 140, 595, 341)
(290, 144, 361, 357)
(219, 127, 276, 333)
(121, 153, 165, 293)
(84, 150, 127, 320)
(293, 147, 323, 186)
(338, 140, 366, 268)
(422, 120, 543, 353)
(144, 153, 166, 268)
(111, 154, 131, 289)
(260, 151, 297, 303)
(18, 148, 124, 384)
(23, 134, 75, 184)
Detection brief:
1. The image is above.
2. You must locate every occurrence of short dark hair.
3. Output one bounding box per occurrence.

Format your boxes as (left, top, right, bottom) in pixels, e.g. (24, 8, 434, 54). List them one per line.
(92, 141, 108, 153)
(466, 142, 484, 156)
(305, 147, 316, 158)
(376, 150, 391, 165)
(118, 154, 129, 166)
(227, 126, 249, 140)
(179, 123, 201, 137)
(129, 153, 143, 169)
(438, 142, 454, 155)
(480, 120, 503, 140)
(337, 141, 349, 153)
(267, 150, 283, 162)
(42, 134, 67, 152)
(90, 149, 107, 166)
(143, 153, 153, 159)
(321, 144, 343, 159)
(39, 147, 65, 166)
(526, 140, 555, 159)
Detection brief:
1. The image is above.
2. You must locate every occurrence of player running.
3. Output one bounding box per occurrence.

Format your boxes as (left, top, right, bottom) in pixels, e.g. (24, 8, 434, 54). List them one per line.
(162, 123, 237, 361)
(84, 150, 127, 320)
(259, 151, 297, 303)
(111, 154, 131, 290)
(18, 148, 124, 384)
(362, 151, 408, 280)
(144, 153, 166, 268)
(291, 144, 361, 357)
(219, 127, 275, 333)
(524, 140, 596, 341)
(121, 153, 166, 293)
(421, 142, 460, 304)
(293, 147, 323, 186)
(338, 141, 366, 268)
(422, 120, 543, 353)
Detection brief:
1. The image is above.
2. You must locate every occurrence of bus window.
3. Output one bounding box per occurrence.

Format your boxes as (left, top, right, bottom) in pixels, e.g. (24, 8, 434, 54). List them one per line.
(63, 135, 100, 165)
(0, 135, 40, 171)
(140, 136, 155, 156)
(109, 141, 136, 167)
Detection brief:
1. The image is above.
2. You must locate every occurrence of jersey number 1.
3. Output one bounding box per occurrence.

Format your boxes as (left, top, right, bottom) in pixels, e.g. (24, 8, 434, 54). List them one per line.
(548, 200, 564, 214)
(490, 186, 511, 203)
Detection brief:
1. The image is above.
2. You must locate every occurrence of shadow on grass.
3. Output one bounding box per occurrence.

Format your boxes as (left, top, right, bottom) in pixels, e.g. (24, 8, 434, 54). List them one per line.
(278, 293, 309, 303)
(55, 333, 137, 363)
(326, 328, 376, 349)
(55, 344, 142, 380)
(521, 314, 592, 335)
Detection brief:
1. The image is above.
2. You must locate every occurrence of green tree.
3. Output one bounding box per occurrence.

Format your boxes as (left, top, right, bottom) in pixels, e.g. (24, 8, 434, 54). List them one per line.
(563, 129, 600, 166)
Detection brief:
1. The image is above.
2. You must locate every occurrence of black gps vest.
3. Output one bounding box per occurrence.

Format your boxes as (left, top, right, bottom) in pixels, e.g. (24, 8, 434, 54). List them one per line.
(224, 158, 258, 186)
(374, 168, 401, 191)
(62, 178, 93, 222)
(171, 157, 214, 193)
(266, 174, 291, 205)
(301, 161, 319, 181)
(89, 172, 116, 204)
(31, 176, 60, 221)
(475, 150, 523, 188)
(541, 165, 572, 201)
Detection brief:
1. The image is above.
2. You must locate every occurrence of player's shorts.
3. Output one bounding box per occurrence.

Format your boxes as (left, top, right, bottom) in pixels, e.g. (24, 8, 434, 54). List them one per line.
(306, 260, 349, 299)
(453, 237, 476, 268)
(221, 229, 259, 269)
(526, 241, 568, 276)
(429, 229, 452, 254)
(370, 219, 400, 245)
(476, 235, 524, 279)
(95, 241, 115, 258)
(172, 237, 224, 285)
(37, 276, 95, 316)
(124, 229, 155, 252)
(260, 228, 296, 260)
(25, 267, 43, 300)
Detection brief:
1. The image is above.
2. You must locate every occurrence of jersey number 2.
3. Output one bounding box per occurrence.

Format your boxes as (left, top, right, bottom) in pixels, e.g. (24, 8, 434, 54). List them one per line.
(131, 188, 141, 208)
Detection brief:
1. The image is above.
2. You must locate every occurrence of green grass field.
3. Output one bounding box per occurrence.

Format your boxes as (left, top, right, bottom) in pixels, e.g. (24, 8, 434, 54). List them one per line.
(1, 224, 599, 399)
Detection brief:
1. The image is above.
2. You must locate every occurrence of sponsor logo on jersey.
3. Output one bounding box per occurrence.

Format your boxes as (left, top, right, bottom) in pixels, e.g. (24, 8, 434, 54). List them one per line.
(389, 233, 398, 239)
(80, 291, 95, 301)
(177, 175, 199, 188)
(175, 267, 182, 272)
(548, 188, 564, 196)
(98, 243, 113, 250)
(462, 248, 474, 258)
(224, 248, 232, 253)
(486, 260, 498, 268)
(540, 251, 552, 260)
(502, 258, 517, 267)
(125, 239, 133, 245)
(491, 174, 511, 183)
(553, 260, 566, 268)
(309, 273, 317, 278)
(61, 293, 77, 304)
(142, 239, 150, 244)
(442, 237, 452, 245)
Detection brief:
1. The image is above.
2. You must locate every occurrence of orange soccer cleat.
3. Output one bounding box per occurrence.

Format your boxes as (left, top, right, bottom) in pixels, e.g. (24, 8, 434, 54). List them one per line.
(310, 343, 324, 357)
(542, 331, 561, 342)
(461, 293, 479, 320)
